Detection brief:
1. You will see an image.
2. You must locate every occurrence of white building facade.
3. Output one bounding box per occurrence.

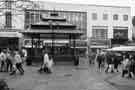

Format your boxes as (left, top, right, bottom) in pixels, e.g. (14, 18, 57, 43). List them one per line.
(35, 1, 132, 40)
(32, 1, 132, 51)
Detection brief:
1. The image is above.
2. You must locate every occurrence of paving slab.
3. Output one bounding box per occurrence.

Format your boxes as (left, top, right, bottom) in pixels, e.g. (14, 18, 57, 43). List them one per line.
(0, 65, 118, 90)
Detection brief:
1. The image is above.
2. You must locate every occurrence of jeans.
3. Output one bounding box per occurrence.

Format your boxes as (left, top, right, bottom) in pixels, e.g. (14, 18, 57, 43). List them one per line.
(16, 63, 24, 74)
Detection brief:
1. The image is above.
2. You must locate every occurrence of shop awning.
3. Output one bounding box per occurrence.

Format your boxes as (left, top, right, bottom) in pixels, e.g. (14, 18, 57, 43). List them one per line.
(0, 32, 23, 38)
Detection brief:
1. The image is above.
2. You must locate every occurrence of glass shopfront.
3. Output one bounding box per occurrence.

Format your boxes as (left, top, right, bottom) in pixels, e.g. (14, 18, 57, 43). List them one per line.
(23, 39, 87, 57)
(112, 27, 128, 44)
(0, 37, 18, 51)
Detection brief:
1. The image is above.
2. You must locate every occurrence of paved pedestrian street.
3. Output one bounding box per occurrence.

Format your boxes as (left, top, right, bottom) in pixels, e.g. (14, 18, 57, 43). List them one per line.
(0, 64, 118, 90)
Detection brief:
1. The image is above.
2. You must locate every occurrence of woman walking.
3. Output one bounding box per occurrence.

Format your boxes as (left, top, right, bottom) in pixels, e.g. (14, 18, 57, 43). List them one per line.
(38, 50, 53, 74)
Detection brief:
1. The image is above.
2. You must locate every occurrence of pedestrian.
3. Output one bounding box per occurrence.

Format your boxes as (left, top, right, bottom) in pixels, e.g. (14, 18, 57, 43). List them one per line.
(9, 51, 16, 74)
(10, 51, 24, 75)
(6, 50, 13, 72)
(128, 55, 135, 79)
(94, 49, 104, 72)
(113, 54, 120, 72)
(96, 53, 104, 72)
(38, 50, 52, 73)
(108, 57, 114, 73)
(46, 56, 54, 73)
(21, 47, 27, 64)
(104, 51, 114, 73)
(89, 52, 96, 64)
(0, 49, 7, 72)
(121, 55, 131, 78)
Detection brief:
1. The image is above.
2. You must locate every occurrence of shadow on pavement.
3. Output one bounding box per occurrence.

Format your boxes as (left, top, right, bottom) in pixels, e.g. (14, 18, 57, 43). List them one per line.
(108, 81, 135, 90)
(104, 73, 135, 90)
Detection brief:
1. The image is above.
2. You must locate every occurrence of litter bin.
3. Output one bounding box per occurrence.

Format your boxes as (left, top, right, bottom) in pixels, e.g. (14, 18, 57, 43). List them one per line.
(26, 56, 32, 65)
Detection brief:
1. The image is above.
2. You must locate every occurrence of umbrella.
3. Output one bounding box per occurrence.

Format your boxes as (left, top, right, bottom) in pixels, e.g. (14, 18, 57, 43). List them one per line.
(106, 46, 135, 52)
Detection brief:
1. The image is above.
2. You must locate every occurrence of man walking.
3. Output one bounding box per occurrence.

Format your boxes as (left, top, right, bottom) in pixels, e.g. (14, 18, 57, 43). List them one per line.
(6, 50, 13, 72)
(10, 51, 24, 75)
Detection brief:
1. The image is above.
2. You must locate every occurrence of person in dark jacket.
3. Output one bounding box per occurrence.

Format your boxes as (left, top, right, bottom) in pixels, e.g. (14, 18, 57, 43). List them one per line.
(128, 55, 135, 79)
(113, 54, 121, 72)
(104, 52, 114, 73)
(6, 51, 13, 72)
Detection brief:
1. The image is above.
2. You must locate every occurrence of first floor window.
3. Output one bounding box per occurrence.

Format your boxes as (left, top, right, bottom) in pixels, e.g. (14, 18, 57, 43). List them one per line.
(92, 26, 108, 40)
(92, 13, 97, 20)
(123, 15, 128, 21)
(113, 14, 119, 20)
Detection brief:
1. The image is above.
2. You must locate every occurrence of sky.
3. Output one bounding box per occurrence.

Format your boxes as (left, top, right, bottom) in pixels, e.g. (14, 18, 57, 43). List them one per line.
(31, 0, 135, 16)
(32, 0, 132, 5)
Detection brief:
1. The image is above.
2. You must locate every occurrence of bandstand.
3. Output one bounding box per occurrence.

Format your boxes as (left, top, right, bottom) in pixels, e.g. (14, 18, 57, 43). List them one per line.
(22, 12, 84, 65)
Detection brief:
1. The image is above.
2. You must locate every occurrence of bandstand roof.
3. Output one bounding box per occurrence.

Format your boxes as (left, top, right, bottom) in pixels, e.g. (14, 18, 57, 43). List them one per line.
(31, 21, 76, 27)
(41, 16, 66, 22)
(23, 13, 84, 39)
(21, 29, 84, 39)
(22, 30, 84, 39)
(22, 29, 83, 35)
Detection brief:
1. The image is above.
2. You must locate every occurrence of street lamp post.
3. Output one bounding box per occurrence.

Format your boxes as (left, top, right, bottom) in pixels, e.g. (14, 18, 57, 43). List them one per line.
(49, 20, 55, 59)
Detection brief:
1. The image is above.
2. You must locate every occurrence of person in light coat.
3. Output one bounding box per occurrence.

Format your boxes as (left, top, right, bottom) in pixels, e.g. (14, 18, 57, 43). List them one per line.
(38, 51, 53, 73)
(21, 47, 27, 64)
(10, 51, 24, 75)
(0, 50, 7, 72)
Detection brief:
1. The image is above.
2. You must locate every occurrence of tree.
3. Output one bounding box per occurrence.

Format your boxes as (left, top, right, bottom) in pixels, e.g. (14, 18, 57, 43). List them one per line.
(0, 79, 13, 90)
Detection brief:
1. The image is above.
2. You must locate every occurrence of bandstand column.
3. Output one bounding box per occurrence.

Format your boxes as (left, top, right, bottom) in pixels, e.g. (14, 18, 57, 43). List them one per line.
(73, 34, 79, 66)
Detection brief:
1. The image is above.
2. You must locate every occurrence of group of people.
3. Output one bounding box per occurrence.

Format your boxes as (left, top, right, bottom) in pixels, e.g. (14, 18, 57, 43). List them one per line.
(121, 54, 135, 78)
(0, 47, 54, 75)
(93, 49, 135, 79)
(0, 48, 26, 75)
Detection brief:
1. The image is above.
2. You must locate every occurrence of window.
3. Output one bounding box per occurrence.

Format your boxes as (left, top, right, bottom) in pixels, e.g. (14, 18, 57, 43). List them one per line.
(123, 15, 128, 21)
(103, 14, 108, 20)
(5, 12, 12, 28)
(113, 14, 119, 20)
(25, 12, 30, 29)
(92, 26, 108, 40)
(30, 13, 35, 24)
(92, 13, 97, 20)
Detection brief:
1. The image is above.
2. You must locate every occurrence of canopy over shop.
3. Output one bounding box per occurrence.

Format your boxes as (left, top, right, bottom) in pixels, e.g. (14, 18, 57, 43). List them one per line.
(0, 31, 23, 50)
